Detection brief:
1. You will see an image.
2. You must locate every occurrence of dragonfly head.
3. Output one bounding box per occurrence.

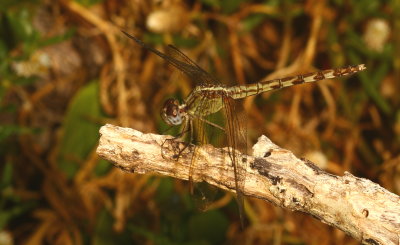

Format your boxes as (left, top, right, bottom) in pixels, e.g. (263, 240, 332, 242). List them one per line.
(161, 98, 184, 126)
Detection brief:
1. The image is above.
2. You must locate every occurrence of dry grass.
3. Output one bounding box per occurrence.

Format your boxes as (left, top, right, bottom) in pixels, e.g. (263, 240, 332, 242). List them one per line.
(1, 0, 398, 244)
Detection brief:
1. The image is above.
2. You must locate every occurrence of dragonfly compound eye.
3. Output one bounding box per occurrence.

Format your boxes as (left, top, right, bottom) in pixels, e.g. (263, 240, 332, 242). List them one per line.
(161, 98, 183, 126)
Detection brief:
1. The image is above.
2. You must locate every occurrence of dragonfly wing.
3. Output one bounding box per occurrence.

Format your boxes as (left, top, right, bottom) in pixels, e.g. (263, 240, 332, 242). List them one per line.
(123, 31, 245, 220)
(222, 95, 247, 226)
(122, 31, 218, 85)
(165, 44, 219, 85)
(189, 95, 222, 210)
(190, 93, 247, 223)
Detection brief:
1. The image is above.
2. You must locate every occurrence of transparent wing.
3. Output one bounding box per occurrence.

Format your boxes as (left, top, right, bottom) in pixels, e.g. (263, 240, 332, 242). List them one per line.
(189, 93, 247, 224)
(165, 45, 219, 85)
(188, 95, 221, 210)
(123, 31, 246, 222)
(122, 31, 219, 85)
(222, 95, 247, 226)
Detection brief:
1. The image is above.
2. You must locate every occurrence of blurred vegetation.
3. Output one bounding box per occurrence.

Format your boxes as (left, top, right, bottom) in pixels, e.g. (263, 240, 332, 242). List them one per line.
(0, 0, 399, 244)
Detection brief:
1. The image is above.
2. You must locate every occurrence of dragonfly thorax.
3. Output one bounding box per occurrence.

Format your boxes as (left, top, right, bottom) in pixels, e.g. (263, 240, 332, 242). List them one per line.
(161, 98, 186, 126)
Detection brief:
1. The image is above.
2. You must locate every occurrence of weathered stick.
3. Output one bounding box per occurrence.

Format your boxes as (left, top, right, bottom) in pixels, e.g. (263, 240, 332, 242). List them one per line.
(97, 124, 400, 245)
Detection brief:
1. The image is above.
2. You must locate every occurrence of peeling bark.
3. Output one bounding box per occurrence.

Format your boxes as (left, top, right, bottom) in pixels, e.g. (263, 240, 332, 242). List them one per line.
(97, 124, 400, 245)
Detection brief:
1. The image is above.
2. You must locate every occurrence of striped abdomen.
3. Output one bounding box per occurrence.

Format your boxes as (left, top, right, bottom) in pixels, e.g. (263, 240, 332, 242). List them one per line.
(228, 64, 366, 100)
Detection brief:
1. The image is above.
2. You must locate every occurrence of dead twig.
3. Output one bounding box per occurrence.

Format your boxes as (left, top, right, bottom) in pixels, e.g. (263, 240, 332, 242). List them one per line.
(97, 124, 400, 245)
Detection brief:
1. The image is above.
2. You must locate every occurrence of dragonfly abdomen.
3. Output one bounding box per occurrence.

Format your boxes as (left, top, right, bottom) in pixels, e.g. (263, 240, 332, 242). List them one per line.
(229, 64, 366, 100)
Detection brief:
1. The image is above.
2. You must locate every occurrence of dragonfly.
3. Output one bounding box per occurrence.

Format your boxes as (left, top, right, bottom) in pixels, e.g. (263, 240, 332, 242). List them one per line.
(122, 30, 366, 225)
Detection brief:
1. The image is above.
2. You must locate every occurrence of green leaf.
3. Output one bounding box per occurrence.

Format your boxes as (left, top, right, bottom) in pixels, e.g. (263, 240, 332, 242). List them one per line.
(347, 51, 392, 115)
(222, 0, 244, 14)
(93, 210, 131, 245)
(156, 178, 174, 203)
(0, 161, 13, 189)
(38, 28, 76, 48)
(201, 0, 249, 14)
(172, 36, 200, 49)
(188, 210, 228, 244)
(94, 159, 112, 176)
(58, 81, 102, 178)
(0, 202, 36, 230)
(0, 40, 7, 59)
(73, 0, 104, 7)
(0, 125, 31, 142)
(396, 110, 400, 144)
(200, 0, 220, 8)
(0, 0, 39, 12)
(142, 33, 164, 46)
(0, 201, 36, 220)
(5, 8, 35, 43)
(242, 14, 268, 32)
(0, 175, 36, 231)
(129, 224, 177, 245)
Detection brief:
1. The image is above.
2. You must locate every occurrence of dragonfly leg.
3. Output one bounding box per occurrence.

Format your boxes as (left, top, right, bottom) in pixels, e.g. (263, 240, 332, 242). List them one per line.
(172, 119, 193, 159)
(160, 119, 191, 160)
(187, 114, 225, 133)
